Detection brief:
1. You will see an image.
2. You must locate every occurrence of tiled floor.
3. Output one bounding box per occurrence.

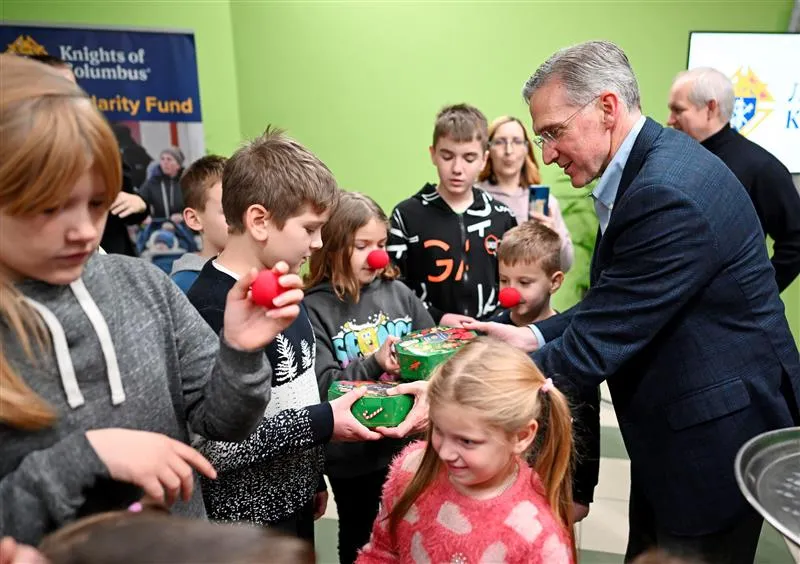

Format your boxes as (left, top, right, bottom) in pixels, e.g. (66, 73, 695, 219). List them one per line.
(314, 384, 798, 563)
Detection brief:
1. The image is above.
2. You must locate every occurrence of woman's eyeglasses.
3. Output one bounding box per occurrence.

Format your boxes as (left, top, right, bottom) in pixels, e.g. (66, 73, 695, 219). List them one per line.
(490, 138, 528, 149)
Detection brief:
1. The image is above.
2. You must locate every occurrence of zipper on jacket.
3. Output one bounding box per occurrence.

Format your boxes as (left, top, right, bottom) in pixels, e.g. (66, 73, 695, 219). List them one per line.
(457, 214, 469, 315)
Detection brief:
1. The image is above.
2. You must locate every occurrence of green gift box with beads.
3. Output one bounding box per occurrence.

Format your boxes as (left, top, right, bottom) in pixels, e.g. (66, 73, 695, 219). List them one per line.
(327, 381, 414, 428)
(395, 326, 478, 382)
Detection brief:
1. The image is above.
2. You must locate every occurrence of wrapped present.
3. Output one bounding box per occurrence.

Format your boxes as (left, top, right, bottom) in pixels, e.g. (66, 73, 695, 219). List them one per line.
(327, 381, 413, 428)
(395, 326, 477, 382)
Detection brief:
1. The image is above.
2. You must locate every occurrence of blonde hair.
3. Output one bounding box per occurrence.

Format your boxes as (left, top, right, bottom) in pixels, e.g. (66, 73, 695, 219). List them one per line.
(388, 338, 575, 554)
(304, 191, 398, 302)
(479, 116, 542, 185)
(222, 126, 339, 233)
(39, 508, 314, 564)
(498, 220, 562, 275)
(0, 54, 122, 429)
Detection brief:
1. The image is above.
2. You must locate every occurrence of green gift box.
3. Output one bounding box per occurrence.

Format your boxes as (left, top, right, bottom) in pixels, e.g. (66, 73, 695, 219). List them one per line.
(395, 326, 478, 382)
(327, 381, 414, 428)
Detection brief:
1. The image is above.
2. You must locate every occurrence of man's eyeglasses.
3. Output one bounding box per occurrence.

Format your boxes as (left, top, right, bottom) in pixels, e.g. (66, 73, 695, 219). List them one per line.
(533, 96, 600, 149)
(490, 137, 528, 149)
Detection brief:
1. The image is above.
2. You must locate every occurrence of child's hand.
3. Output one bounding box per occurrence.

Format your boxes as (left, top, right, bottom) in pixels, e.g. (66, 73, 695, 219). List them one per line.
(86, 429, 217, 507)
(0, 537, 47, 564)
(330, 388, 383, 442)
(313, 491, 329, 520)
(223, 264, 304, 352)
(375, 380, 429, 439)
(439, 313, 476, 327)
(572, 502, 590, 523)
(374, 336, 400, 374)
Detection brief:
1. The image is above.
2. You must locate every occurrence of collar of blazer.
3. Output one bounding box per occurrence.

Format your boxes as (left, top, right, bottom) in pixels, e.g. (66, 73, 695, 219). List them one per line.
(615, 117, 662, 207)
(590, 117, 661, 285)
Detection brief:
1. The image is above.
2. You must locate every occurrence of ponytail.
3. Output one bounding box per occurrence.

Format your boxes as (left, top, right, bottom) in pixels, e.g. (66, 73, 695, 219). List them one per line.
(0, 278, 55, 430)
(387, 429, 441, 541)
(532, 384, 576, 559)
(382, 338, 578, 558)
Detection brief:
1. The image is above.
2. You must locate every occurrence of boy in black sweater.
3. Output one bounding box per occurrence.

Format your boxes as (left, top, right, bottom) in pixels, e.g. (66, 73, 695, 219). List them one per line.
(494, 221, 600, 522)
(388, 104, 517, 324)
(187, 128, 381, 542)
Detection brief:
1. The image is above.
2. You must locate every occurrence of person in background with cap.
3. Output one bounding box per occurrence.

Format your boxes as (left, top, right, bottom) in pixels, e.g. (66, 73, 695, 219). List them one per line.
(138, 146, 186, 224)
(136, 147, 199, 254)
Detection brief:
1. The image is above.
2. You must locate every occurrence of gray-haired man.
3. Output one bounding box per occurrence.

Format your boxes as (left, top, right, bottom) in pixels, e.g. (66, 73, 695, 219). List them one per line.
(668, 67, 800, 292)
(467, 40, 800, 564)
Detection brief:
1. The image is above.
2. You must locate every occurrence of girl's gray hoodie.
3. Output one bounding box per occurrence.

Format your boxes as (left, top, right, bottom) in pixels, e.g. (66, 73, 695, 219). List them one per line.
(0, 254, 272, 544)
(304, 278, 434, 478)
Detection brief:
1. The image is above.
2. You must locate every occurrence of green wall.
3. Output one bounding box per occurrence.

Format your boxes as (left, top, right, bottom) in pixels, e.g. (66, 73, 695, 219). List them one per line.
(228, 0, 798, 328)
(2, 0, 244, 157)
(3, 0, 798, 336)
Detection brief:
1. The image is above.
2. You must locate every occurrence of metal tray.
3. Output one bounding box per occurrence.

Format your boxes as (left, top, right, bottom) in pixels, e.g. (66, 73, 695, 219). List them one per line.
(735, 427, 800, 548)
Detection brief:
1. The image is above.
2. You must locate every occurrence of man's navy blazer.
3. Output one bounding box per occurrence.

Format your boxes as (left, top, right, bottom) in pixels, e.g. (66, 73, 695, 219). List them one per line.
(532, 118, 800, 535)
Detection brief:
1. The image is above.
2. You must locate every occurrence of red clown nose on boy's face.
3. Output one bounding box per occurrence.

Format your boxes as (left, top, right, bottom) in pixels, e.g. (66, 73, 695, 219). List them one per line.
(498, 287, 522, 308)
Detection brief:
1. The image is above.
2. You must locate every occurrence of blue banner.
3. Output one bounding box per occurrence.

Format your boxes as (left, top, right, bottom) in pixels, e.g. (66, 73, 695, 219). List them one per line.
(1, 24, 202, 123)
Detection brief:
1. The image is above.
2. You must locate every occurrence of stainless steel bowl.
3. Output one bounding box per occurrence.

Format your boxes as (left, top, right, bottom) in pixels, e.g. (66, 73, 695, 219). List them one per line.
(734, 427, 800, 549)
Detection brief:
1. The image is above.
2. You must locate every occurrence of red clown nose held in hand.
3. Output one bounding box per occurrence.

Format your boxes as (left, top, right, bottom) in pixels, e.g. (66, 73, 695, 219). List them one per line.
(367, 249, 390, 270)
(498, 287, 522, 308)
(250, 270, 288, 308)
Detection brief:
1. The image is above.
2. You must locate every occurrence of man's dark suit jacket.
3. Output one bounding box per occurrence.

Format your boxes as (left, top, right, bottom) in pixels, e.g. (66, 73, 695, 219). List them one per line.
(532, 118, 800, 536)
(701, 124, 800, 292)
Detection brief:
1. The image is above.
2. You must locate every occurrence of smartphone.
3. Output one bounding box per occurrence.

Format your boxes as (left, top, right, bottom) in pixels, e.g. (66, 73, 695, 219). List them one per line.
(528, 185, 550, 218)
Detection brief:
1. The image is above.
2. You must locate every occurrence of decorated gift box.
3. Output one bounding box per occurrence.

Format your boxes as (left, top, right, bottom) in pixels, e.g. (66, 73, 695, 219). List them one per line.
(327, 381, 414, 428)
(395, 326, 478, 382)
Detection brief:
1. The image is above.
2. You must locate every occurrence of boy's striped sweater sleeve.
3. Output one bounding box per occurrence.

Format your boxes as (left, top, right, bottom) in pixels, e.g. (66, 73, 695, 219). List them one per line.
(195, 403, 333, 472)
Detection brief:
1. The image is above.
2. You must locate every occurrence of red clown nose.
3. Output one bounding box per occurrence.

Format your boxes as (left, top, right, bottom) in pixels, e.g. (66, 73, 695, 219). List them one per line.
(367, 249, 390, 270)
(498, 287, 522, 308)
(250, 270, 288, 308)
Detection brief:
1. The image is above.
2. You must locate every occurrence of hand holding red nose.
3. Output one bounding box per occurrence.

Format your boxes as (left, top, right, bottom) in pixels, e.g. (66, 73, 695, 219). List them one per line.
(498, 287, 522, 308)
(367, 249, 390, 270)
(250, 269, 288, 308)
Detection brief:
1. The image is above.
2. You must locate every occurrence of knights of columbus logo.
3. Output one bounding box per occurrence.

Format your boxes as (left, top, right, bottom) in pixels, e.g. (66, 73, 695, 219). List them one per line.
(5, 35, 48, 56)
(730, 67, 774, 137)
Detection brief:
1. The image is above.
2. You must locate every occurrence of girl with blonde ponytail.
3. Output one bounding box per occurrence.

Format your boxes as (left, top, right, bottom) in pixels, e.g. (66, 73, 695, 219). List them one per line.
(0, 55, 305, 544)
(358, 337, 576, 563)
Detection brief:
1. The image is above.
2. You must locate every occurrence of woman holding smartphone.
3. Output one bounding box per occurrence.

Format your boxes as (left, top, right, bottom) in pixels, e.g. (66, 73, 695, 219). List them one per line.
(478, 115, 574, 272)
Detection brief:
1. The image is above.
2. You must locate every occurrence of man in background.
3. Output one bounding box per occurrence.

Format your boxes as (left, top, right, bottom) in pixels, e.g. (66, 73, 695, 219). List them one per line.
(668, 67, 800, 292)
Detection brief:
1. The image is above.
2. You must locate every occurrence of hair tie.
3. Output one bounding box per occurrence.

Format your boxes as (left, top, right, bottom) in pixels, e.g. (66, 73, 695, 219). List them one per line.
(540, 378, 554, 394)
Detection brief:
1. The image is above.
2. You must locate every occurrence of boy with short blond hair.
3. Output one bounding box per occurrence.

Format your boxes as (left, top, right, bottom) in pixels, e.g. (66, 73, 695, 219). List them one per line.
(388, 104, 517, 324)
(170, 155, 229, 292)
(187, 127, 379, 542)
(495, 220, 563, 326)
(494, 220, 599, 523)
